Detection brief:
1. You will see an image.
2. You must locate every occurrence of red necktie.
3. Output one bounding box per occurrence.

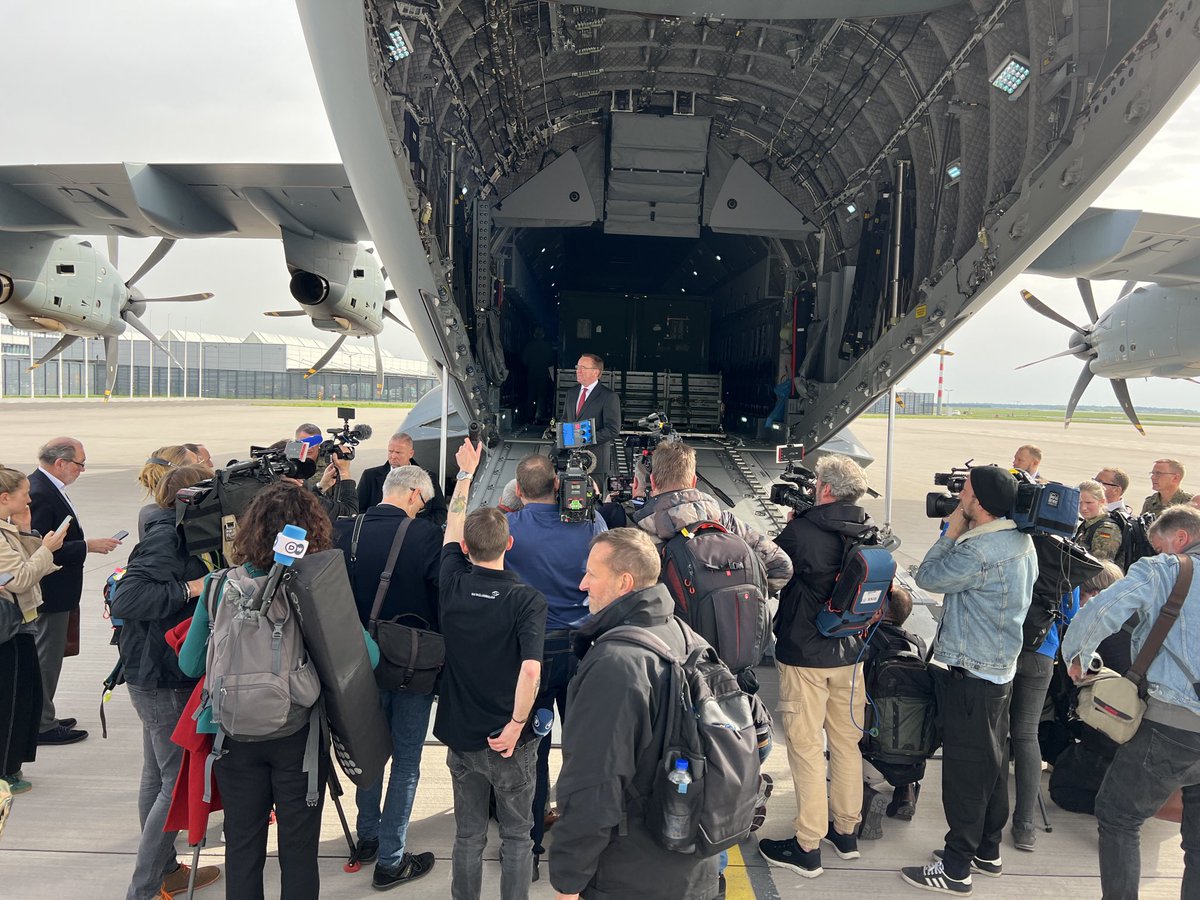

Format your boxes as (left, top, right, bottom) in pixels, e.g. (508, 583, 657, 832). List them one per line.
(576, 387, 588, 417)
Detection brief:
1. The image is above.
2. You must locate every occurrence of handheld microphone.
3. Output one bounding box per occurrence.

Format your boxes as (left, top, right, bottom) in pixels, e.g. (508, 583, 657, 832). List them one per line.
(256, 524, 308, 611)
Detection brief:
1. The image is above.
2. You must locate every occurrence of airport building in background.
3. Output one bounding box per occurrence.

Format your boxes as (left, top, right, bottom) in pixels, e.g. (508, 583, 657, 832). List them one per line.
(867, 390, 937, 415)
(0, 323, 436, 403)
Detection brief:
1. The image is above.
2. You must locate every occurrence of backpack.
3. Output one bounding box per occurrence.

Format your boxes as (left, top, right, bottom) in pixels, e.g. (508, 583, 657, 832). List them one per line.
(861, 640, 939, 766)
(1109, 509, 1155, 572)
(660, 521, 770, 673)
(815, 532, 896, 638)
(202, 567, 324, 803)
(597, 621, 760, 858)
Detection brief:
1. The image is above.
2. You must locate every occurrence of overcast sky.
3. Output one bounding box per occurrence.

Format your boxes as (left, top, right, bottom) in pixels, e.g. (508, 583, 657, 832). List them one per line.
(3, 0, 1199, 411)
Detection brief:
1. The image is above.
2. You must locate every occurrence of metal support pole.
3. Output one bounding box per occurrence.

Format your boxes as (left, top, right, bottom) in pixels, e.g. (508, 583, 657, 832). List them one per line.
(58, 354, 63, 399)
(888, 159, 909, 326)
(445, 140, 457, 274)
(438, 362, 449, 495)
(884, 391, 897, 531)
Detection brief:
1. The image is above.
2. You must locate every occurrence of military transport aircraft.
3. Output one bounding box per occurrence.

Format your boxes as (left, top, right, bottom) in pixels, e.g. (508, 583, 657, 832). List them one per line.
(1019, 206, 1200, 434)
(0, 164, 411, 397)
(282, 0, 1200, 513)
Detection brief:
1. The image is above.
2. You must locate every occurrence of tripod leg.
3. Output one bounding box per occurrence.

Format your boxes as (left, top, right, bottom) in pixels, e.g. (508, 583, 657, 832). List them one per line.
(185, 840, 202, 899)
(326, 763, 362, 873)
(1037, 787, 1053, 833)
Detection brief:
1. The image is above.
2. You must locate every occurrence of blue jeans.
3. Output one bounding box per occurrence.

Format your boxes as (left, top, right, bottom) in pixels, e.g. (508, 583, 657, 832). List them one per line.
(447, 738, 538, 900)
(355, 690, 435, 871)
(1009, 650, 1054, 825)
(1096, 718, 1200, 900)
(125, 684, 191, 900)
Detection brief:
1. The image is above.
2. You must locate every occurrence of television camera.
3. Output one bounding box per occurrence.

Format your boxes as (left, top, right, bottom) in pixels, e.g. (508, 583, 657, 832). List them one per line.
(320, 406, 373, 461)
(604, 411, 680, 504)
(551, 419, 598, 523)
(768, 444, 817, 514)
(925, 461, 1081, 539)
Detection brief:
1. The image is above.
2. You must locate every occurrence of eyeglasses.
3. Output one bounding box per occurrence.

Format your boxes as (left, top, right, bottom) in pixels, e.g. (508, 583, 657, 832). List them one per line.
(1150, 471, 1176, 478)
(1096, 480, 1119, 488)
(575, 365, 598, 371)
(64, 459, 86, 471)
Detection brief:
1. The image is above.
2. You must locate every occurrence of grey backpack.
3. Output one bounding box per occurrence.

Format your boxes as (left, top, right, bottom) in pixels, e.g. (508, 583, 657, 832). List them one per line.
(201, 566, 323, 804)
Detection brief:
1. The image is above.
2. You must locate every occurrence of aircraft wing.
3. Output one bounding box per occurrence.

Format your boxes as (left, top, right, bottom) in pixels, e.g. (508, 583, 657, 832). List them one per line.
(0, 162, 371, 243)
(1029, 206, 1200, 286)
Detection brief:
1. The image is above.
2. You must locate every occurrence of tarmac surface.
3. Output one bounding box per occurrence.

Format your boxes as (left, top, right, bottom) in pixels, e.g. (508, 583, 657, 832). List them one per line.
(0, 399, 1194, 898)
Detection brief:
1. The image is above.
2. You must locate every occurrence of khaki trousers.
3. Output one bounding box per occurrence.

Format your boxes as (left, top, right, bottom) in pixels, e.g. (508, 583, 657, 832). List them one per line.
(777, 661, 866, 850)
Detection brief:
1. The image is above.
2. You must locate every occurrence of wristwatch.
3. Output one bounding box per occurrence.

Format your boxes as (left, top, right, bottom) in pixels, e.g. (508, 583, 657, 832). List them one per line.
(456, 470, 474, 481)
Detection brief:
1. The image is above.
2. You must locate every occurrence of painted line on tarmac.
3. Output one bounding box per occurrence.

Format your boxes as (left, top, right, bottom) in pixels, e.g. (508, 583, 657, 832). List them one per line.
(736, 839, 782, 900)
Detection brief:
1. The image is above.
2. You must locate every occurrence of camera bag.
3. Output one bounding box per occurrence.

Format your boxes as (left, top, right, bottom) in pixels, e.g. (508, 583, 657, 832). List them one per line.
(660, 521, 770, 673)
(353, 515, 446, 694)
(861, 635, 939, 766)
(815, 533, 896, 638)
(1075, 554, 1192, 745)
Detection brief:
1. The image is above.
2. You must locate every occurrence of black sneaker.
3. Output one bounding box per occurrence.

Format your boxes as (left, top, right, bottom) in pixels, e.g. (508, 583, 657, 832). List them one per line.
(355, 837, 379, 864)
(931, 849, 1001, 878)
(900, 860, 973, 895)
(860, 787, 887, 841)
(758, 837, 823, 878)
(372, 852, 435, 890)
(37, 725, 87, 745)
(57, 718, 77, 730)
(823, 824, 860, 860)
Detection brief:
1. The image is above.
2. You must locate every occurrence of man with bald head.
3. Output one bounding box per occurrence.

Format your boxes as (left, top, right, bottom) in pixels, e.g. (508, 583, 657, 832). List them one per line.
(28, 438, 122, 745)
(358, 431, 446, 525)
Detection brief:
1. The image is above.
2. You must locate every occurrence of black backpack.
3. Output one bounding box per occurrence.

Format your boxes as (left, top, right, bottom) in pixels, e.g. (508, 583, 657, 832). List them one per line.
(660, 521, 770, 674)
(1108, 509, 1155, 572)
(815, 531, 896, 638)
(861, 636, 939, 766)
(597, 621, 761, 858)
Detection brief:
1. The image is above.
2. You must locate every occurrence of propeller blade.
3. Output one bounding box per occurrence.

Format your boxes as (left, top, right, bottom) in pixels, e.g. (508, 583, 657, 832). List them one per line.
(107, 235, 119, 269)
(1063, 364, 1096, 429)
(1020, 289, 1088, 334)
(1118, 280, 1138, 299)
(102, 335, 120, 401)
(1076, 278, 1099, 324)
(264, 309, 308, 317)
(1110, 378, 1147, 436)
(138, 292, 213, 304)
(122, 310, 182, 367)
(27, 334, 79, 371)
(1016, 348, 1080, 370)
(373, 334, 384, 398)
(304, 334, 346, 379)
(125, 237, 177, 288)
(383, 306, 415, 333)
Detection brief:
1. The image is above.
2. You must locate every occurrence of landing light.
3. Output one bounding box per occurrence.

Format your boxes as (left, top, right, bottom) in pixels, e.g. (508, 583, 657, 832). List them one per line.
(846, 203, 857, 214)
(715, 254, 722, 261)
(386, 25, 412, 62)
(693, 270, 698, 276)
(990, 54, 1031, 99)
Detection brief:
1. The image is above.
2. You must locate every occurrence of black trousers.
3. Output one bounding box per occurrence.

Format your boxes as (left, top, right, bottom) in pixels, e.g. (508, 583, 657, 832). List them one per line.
(531, 630, 578, 855)
(214, 724, 328, 900)
(935, 667, 1012, 880)
(0, 633, 42, 775)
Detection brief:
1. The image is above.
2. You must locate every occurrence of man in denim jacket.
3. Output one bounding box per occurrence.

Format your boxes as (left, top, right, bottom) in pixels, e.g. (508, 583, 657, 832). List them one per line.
(900, 465, 1036, 896)
(1062, 504, 1200, 900)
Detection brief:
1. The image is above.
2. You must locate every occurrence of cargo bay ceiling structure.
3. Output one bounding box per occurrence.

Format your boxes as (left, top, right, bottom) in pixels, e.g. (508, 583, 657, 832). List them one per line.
(296, 0, 1200, 448)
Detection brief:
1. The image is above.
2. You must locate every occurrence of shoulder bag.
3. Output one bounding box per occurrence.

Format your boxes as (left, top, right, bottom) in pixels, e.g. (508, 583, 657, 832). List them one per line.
(1076, 554, 1192, 744)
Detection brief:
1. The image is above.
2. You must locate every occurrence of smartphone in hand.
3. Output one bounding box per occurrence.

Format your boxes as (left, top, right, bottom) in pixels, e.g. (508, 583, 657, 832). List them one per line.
(57, 515, 73, 533)
(113, 530, 130, 541)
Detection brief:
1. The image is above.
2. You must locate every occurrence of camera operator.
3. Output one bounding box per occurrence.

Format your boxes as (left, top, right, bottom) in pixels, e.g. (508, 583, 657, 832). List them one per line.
(760, 454, 875, 876)
(504, 454, 607, 872)
(632, 442, 792, 593)
(898, 466, 1036, 895)
(272, 438, 358, 521)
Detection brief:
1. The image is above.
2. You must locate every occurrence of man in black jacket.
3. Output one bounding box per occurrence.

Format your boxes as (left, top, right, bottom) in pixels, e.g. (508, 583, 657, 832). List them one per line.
(550, 527, 719, 900)
(356, 432, 447, 526)
(28, 437, 121, 745)
(561, 354, 622, 487)
(759, 454, 875, 878)
(334, 465, 441, 889)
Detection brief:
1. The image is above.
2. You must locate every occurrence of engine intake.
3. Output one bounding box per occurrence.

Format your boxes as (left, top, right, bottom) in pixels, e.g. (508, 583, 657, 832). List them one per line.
(290, 270, 330, 305)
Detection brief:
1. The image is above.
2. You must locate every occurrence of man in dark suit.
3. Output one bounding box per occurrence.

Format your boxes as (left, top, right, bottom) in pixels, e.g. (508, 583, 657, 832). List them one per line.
(561, 353, 622, 488)
(358, 432, 446, 527)
(28, 438, 121, 745)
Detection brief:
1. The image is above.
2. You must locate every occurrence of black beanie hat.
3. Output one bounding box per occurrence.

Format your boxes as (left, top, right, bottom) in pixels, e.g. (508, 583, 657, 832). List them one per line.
(969, 465, 1018, 518)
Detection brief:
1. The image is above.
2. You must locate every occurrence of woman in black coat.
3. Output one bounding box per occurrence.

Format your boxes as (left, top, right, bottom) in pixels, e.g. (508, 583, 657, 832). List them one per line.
(108, 463, 221, 900)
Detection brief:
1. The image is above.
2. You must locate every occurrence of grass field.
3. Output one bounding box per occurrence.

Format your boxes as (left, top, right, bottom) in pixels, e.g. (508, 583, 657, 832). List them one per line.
(249, 399, 416, 410)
